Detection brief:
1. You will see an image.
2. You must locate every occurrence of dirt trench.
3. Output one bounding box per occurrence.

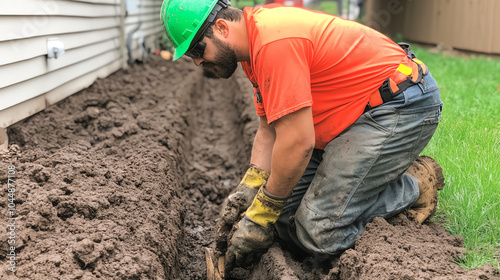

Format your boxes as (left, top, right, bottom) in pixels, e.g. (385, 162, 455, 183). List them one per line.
(0, 56, 498, 280)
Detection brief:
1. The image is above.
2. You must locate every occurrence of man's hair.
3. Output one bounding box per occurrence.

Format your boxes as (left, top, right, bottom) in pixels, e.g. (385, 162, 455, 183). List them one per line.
(204, 6, 243, 39)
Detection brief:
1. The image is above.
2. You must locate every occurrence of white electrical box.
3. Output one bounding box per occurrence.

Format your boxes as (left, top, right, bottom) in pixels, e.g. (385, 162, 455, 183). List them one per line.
(47, 38, 65, 59)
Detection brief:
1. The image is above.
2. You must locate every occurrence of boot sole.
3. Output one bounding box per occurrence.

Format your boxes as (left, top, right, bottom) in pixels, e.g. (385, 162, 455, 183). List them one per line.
(407, 155, 445, 224)
(419, 155, 445, 191)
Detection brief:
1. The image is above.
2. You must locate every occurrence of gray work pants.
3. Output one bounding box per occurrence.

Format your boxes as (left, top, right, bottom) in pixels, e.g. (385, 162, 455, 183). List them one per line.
(275, 72, 443, 259)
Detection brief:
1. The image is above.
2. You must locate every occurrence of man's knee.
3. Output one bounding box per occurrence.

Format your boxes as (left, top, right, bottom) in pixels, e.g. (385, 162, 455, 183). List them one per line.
(293, 211, 360, 257)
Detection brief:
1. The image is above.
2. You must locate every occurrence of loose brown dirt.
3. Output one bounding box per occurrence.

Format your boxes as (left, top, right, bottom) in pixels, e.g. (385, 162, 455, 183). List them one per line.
(1, 55, 498, 280)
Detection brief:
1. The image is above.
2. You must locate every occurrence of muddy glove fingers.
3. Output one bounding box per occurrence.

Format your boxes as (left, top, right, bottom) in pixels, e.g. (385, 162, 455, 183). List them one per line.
(214, 194, 246, 252)
(225, 186, 287, 272)
(225, 216, 274, 271)
(219, 165, 269, 224)
(215, 165, 269, 251)
(232, 164, 269, 207)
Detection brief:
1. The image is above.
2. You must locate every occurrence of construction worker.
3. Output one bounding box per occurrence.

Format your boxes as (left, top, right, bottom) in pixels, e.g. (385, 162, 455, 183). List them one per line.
(161, 0, 444, 273)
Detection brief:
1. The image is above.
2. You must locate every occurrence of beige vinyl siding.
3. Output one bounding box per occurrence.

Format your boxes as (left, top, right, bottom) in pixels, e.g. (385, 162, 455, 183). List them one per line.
(364, 0, 500, 55)
(124, 0, 163, 62)
(0, 0, 163, 129)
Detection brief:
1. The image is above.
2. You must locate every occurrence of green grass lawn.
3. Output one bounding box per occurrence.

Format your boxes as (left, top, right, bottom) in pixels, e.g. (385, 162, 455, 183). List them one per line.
(413, 46, 500, 270)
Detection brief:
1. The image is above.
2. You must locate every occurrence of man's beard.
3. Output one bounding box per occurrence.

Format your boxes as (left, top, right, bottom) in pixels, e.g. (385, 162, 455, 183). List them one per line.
(202, 37, 238, 79)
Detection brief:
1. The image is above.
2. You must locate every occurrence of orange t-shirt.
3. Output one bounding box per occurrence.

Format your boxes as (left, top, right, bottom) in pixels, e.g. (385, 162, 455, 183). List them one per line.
(241, 5, 408, 149)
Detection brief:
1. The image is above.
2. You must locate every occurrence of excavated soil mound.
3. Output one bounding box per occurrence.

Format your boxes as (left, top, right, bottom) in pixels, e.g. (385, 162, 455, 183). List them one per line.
(1, 56, 498, 280)
(243, 215, 499, 280)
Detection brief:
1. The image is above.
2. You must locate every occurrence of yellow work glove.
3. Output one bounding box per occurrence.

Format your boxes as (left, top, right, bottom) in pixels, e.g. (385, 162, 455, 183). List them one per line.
(231, 164, 269, 207)
(225, 186, 287, 272)
(215, 165, 269, 252)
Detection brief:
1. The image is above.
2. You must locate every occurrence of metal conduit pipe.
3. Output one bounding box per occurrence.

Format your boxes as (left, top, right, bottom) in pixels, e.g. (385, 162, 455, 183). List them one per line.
(126, 0, 145, 66)
(126, 21, 142, 66)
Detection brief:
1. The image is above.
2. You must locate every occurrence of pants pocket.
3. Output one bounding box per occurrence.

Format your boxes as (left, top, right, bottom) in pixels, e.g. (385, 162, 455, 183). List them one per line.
(422, 106, 442, 125)
(365, 107, 399, 134)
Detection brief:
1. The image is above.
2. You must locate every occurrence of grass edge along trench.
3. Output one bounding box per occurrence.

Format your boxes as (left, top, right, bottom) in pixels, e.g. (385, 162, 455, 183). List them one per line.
(415, 46, 500, 270)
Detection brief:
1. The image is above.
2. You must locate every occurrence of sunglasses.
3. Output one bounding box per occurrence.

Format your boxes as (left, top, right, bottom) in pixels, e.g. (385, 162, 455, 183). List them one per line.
(184, 0, 229, 59)
(185, 33, 208, 59)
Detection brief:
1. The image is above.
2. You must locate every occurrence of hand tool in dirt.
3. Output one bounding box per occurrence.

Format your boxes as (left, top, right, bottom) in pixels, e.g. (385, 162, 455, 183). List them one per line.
(205, 247, 225, 280)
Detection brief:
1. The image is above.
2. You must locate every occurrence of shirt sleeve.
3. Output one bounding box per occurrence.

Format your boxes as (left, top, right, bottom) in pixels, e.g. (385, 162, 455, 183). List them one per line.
(254, 37, 313, 123)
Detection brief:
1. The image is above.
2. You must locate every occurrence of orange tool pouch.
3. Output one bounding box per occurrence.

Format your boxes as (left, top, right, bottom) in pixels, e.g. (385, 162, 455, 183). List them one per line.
(366, 43, 429, 110)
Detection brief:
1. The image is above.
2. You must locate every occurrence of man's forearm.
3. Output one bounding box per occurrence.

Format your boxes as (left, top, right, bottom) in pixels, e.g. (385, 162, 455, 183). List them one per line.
(265, 135, 314, 198)
(264, 107, 315, 198)
(250, 108, 315, 198)
(250, 117, 275, 174)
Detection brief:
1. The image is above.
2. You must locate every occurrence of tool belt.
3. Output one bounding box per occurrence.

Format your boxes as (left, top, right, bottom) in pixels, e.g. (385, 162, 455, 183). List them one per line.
(366, 43, 429, 111)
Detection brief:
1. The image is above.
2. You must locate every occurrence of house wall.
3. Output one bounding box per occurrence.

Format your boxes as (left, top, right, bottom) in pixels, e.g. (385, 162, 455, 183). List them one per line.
(0, 0, 163, 132)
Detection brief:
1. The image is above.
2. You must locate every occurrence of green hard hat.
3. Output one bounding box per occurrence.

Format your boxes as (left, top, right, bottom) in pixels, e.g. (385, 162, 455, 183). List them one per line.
(160, 0, 229, 61)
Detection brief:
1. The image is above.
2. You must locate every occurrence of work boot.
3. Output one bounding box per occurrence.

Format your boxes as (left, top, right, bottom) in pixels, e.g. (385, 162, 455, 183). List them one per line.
(405, 155, 445, 224)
